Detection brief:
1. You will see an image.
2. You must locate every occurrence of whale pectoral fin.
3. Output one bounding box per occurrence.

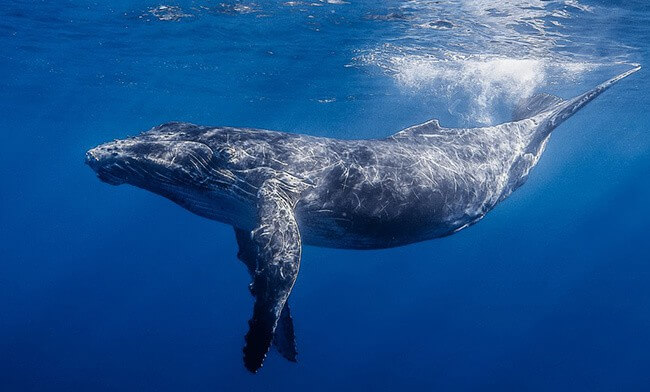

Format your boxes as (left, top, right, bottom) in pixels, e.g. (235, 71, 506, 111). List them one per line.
(273, 303, 298, 362)
(235, 227, 256, 276)
(235, 227, 298, 363)
(240, 179, 303, 373)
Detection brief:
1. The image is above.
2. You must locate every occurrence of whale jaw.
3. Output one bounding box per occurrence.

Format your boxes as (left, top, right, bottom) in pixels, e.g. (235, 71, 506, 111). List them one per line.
(85, 134, 216, 189)
(85, 149, 128, 186)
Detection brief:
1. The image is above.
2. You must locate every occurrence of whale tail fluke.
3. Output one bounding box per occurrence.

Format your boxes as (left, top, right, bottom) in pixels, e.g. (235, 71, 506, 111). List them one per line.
(545, 65, 641, 129)
(513, 93, 565, 121)
(515, 65, 640, 131)
(514, 65, 640, 127)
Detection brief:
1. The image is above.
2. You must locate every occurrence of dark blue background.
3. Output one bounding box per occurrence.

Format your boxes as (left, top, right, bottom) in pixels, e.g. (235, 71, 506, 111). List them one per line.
(1, 1, 649, 390)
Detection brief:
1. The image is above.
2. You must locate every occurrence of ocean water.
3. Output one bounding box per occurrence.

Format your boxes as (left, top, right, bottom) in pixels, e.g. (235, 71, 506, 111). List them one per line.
(1, 0, 649, 390)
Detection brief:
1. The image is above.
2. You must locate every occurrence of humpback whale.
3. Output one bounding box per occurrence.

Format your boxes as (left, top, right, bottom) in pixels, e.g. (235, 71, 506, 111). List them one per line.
(86, 67, 639, 372)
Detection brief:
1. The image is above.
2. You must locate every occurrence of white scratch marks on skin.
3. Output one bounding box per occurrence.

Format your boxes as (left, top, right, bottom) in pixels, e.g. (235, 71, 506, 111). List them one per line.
(90, 110, 558, 249)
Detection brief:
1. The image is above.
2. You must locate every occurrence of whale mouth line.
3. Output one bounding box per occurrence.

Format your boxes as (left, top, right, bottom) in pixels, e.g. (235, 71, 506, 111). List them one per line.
(85, 151, 129, 186)
(95, 168, 126, 186)
(91, 161, 129, 186)
(85, 150, 201, 188)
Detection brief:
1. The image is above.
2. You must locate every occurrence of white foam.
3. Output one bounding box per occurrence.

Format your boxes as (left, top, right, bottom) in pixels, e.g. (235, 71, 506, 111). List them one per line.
(147, 5, 193, 21)
(388, 54, 595, 124)
(354, 0, 622, 124)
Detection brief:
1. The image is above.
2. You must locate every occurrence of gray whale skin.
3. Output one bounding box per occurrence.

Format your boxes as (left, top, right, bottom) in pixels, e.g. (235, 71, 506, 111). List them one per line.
(86, 67, 639, 372)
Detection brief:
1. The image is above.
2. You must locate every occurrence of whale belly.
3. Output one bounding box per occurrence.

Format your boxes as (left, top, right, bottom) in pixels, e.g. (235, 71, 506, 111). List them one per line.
(295, 185, 458, 249)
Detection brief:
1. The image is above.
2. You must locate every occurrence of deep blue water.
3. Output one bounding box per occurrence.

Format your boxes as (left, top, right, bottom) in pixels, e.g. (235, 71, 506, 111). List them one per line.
(1, 0, 649, 390)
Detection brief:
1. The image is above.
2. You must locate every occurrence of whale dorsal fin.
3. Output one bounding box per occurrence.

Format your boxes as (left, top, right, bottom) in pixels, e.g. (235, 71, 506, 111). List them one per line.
(238, 176, 307, 372)
(390, 119, 443, 139)
(513, 93, 564, 121)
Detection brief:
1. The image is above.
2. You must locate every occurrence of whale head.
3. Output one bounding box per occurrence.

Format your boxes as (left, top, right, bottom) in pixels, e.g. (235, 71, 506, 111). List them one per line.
(85, 123, 215, 191)
(86, 122, 256, 225)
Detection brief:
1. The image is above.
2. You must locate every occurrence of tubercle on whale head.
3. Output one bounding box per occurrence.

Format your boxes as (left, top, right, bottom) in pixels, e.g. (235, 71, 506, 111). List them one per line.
(85, 131, 215, 190)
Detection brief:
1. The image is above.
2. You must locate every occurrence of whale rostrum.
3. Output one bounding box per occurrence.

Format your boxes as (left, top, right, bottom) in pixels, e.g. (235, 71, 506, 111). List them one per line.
(86, 66, 640, 372)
